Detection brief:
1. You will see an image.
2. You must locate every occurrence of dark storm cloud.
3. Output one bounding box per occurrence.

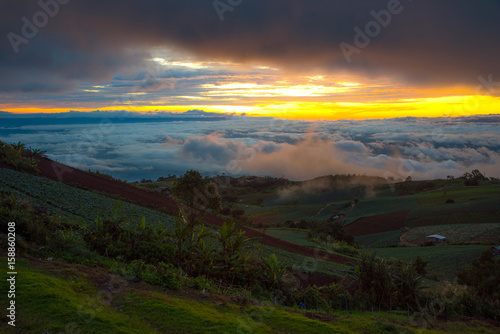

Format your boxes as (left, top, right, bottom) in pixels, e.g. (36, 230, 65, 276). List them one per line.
(1, 0, 500, 93)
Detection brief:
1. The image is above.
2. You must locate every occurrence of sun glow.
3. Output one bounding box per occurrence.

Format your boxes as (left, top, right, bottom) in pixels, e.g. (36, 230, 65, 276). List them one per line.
(4, 62, 499, 121)
(5, 93, 499, 120)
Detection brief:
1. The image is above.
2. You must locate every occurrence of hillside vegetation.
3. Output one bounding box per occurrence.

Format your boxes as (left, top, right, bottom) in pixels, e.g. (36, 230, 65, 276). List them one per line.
(1, 143, 499, 333)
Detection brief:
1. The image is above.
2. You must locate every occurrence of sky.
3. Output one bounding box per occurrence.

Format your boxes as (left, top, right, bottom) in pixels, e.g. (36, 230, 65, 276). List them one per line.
(0, 1, 499, 181)
(1, 0, 500, 118)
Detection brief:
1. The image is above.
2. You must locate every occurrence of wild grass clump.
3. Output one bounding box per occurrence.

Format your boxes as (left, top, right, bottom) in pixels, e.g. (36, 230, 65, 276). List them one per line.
(0, 191, 55, 246)
(82, 202, 175, 264)
(0, 141, 42, 173)
(129, 260, 185, 290)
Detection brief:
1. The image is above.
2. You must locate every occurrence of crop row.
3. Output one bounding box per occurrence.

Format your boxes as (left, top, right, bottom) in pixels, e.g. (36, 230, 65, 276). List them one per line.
(0, 168, 176, 228)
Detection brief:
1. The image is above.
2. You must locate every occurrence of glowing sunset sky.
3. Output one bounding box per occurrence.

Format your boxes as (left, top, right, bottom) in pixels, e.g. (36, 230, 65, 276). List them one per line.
(1, 0, 499, 120)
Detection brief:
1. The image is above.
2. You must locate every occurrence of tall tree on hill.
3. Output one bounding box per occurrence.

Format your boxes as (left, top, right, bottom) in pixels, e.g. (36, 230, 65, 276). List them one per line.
(172, 170, 222, 222)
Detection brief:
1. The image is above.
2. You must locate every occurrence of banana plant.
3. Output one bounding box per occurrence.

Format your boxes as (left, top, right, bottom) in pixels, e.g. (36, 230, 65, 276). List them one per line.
(261, 253, 288, 289)
(214, 221, 257, 281)
(171, 210, 211, 273)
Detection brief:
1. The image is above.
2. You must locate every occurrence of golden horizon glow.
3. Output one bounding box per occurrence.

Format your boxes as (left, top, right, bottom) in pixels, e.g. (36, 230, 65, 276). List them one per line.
(4, 49, 499, 121)
(3, 94, 500, 120)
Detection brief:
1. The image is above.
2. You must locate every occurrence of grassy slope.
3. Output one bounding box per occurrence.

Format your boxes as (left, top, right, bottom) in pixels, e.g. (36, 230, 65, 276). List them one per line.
(406, 223, 500, 243)
(361, 245, 490, 281)
(355, 230, 402, 248)
(264, 228, 318, 248)
(416, 185, 500, 206)
(352, 183, 500, 246)
(1, 258, 497, 334)
(342, 196, 419, 224)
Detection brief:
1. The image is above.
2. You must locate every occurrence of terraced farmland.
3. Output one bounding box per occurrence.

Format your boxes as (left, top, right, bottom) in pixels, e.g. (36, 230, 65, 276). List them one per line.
(406, 223, 500, 243)
(0, 168, 176, 228)
(362, 244, 491, 281)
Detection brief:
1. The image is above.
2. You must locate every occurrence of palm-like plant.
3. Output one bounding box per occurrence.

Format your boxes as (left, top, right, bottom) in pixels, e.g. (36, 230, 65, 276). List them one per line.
(261, 253, 288, 289)
(349, 252, 392, 307)
(393, 262, 423, 306)
(214, 221, 257, 281)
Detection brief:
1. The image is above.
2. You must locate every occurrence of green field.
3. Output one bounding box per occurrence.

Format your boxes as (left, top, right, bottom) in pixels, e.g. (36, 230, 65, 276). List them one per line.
(406, 223, 500, 243)
(247, 195, 421, 226)
(405, 206, 499, 228)
(362, 245, 491, 281)
(264, 228, 318, 248)
(416, 185, 500, 206)
(248, 204, 325, 225)
(0, 168, 176, 228)
(355, 230, 402, 248)
(342, 196, 419, 224)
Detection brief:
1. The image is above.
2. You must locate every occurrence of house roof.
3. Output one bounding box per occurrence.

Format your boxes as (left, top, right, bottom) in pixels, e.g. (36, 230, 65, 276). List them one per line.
(427, 235, 446, 239)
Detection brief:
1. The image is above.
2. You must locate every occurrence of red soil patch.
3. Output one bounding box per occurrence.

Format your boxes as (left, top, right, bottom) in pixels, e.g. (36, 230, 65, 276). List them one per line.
(344, 210, 410, 237)
(7, 157, 354, 265)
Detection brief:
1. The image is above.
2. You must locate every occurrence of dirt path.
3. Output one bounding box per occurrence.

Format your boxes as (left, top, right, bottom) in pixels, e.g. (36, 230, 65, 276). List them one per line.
(26, 157, 354, 265)
(399, 229, 417, 246)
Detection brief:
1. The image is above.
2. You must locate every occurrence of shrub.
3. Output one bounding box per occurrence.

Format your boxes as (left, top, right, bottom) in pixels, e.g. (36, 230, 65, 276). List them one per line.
(413, 255, 429, 276)
(456, 247, 500, 299)
(309, 220, 356, 246)
(156, 262, 183, 290)
(313, 238, 360, 257)
(0, 142, 40, 173)
(83, 202, 174, 264)
(131, 260, 183, 290)
(0, 192, 49, 245)
(318, 283, 350, 310)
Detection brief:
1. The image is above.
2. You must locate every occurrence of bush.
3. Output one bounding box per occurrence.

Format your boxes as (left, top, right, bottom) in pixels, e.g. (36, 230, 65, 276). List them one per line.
(309, 220, 356, 246)
(422, 282, 500, 320)
(0, 142, 40, 173)
(456, 247, 500, 299)
(318, 283, 350, 310)
(131, 260, 183, 290)
(0, 192, 50, 245)
(82, 203, 175, 264)
(313, 239, 360, 257)
(414, 255, 429, 275)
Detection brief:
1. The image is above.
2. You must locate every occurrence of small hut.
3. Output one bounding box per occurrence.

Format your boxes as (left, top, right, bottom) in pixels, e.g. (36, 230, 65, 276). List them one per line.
(156, 186, 172, 196)
(493, 246, 500, 256)
(426, 234, 446, 244)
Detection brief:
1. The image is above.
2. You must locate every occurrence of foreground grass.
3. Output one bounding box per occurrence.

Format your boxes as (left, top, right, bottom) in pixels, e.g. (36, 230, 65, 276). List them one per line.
(0, 258, 156, 333)
(1, 257, 498, 333)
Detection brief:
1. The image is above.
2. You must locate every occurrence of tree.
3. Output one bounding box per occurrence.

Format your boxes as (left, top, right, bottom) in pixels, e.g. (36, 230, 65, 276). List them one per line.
(471, 169, 486, 181)
(460, 169, 486, 186)
(456, 248, 500, 299)
(172, 170, 222, 214)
